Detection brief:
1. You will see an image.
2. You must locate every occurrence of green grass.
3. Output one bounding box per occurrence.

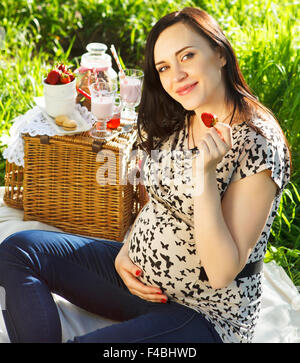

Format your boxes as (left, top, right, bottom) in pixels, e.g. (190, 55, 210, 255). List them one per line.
(0, 0, 299, 285)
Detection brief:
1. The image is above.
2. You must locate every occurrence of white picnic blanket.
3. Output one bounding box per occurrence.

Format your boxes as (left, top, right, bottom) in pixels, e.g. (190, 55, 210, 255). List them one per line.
(0, 187, 299, 343)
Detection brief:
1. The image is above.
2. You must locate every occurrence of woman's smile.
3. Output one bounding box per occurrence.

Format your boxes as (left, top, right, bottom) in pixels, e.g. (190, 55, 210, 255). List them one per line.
(175, 81, 198, 96)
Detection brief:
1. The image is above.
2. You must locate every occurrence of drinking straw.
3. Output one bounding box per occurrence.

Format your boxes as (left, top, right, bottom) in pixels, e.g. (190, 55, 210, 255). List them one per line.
(76, 87, 91, 100)
(110, 44, 126, 79)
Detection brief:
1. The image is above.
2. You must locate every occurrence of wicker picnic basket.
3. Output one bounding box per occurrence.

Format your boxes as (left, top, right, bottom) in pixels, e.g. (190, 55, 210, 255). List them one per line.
(3, 161, 24, 210)
(20, 130, 141, 242)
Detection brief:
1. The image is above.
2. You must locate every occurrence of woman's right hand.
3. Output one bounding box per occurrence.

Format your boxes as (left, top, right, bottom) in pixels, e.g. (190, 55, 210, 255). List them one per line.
(115, 253, 168, 303)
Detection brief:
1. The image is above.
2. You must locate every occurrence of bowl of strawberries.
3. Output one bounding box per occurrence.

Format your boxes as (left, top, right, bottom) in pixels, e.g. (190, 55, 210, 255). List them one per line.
(43, 64, 77, 117)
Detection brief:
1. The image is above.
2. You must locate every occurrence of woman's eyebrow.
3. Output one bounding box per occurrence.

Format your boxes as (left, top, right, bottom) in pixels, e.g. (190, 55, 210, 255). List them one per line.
(155, 45, 194, 66)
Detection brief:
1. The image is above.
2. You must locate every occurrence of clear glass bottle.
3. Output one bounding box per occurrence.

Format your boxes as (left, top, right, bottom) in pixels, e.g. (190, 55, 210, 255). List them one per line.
(75, 43, 118, 110)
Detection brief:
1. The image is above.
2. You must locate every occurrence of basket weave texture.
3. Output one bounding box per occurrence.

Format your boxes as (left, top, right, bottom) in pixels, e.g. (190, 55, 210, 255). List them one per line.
(4, 161, 24, 210)
(21, 130, 139, 242)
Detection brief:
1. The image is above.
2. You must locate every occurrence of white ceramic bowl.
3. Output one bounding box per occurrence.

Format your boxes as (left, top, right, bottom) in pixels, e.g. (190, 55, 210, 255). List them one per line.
(43, 79, 77, 117)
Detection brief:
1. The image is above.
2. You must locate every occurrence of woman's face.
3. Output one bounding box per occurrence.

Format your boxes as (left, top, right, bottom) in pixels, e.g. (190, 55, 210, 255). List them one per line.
(153, 22, 227, 111)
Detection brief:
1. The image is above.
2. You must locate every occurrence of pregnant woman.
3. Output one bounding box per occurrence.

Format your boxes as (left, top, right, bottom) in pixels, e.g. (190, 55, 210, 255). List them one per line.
(0, 7, 291, 343)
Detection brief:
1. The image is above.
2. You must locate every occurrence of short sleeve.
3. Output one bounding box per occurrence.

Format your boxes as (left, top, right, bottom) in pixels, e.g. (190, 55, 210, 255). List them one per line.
(231, 132, 291, 196)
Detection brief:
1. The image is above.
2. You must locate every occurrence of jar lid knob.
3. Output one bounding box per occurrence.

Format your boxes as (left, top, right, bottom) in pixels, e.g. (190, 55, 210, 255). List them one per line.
(86, 43, 107, 54)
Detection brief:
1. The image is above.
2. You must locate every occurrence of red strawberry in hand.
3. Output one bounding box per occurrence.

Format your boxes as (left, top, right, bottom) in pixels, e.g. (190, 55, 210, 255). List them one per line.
(201, 112, 218, 127)
(201, 112, 225, 142)
(46, 69, 61, 85)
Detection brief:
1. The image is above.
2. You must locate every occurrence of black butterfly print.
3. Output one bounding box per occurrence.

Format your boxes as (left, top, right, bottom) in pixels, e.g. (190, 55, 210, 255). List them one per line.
(142, 252, 147, 265)
(180, 290, 194, 298)
(193, 283, 204, 295)
(175, 240, 182, 246)
(160, 241, 169, 250)
(255, 143, 262, 154)
(160, 253, 174, 269)
(142, 234, 148, 243)
(172, 226, 181, 234)
(224, 306, 231, 313)
(187, 248, 196, 255)
(217, 177, 227, 191)
(175, 277, 183, 281)
(152, 248, 158, 259)
(135, 256, 141, 265)
(248, 147, 260, 164)
(176, 255, 186, 262)
(130, 241, 136, 252)
(173, 195, 183, 207)
(231, 145, 239, 154)
(149, 230, 155, 241)
(254, 289, 261, 299)
(152, 269, 162, 277)
(149, 256, 161, 269)
(239, 168, 247, 179)
(245, 158, 252, 171)
(239, 290, 246, 299)
(164, 269, 172, 279)
(180, 269, 187, 276)
(185, 282, 192, 289)
(136, 239, 141, 253)
(212, 292, 222, 299)
(166, 281, 175, 289)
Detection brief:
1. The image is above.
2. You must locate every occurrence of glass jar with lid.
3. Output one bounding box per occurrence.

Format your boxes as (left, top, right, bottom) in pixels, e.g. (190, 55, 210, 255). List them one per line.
(75, 42, 118, 110)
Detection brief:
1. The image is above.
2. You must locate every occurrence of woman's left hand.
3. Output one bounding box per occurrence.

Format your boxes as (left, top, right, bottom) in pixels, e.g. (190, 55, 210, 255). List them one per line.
(194, 123, 233, 172)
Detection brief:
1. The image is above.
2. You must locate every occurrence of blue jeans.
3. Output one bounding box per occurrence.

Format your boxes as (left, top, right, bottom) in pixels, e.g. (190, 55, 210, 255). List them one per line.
(0, 230, 222, 343)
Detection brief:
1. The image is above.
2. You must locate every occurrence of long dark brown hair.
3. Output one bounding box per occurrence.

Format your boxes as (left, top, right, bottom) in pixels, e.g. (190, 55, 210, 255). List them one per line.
(137, 7, 292, 170)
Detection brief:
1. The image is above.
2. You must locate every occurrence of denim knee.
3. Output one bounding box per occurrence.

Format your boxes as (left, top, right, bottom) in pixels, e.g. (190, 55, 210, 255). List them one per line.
(0, 230, 35, 252)
(0, 230, 43, 267)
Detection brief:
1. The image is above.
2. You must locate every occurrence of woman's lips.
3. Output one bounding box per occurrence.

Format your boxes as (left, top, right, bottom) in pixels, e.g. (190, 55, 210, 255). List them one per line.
(175, 82, 198, 96)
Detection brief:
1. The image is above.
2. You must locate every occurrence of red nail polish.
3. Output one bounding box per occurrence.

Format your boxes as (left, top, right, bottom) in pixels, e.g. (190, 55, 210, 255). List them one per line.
(135, 270, 141, 276)
(161, 298, 167, 303)
(156, 292, 162, 295)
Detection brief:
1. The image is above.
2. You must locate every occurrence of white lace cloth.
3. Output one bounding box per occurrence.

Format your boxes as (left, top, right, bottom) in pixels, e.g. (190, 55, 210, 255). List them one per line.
(2, 105, 95, 167)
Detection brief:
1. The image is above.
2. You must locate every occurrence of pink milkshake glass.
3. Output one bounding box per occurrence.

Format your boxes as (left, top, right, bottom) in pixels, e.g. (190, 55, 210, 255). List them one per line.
(119, 69, 144, 132)
(89, 81, 121, 140)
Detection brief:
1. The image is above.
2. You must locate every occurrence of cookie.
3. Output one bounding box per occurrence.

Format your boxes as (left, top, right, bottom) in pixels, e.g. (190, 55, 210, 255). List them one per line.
(55, 115, 69, 126)
(63, 119, 77, 131)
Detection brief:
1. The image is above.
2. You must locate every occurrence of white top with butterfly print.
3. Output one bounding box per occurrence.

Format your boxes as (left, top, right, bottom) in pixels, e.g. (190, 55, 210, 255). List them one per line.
(128, 116, 290, 343)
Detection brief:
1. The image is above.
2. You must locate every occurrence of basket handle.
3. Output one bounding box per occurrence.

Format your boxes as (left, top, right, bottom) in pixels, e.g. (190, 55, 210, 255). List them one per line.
(40, 135, 50, 144)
